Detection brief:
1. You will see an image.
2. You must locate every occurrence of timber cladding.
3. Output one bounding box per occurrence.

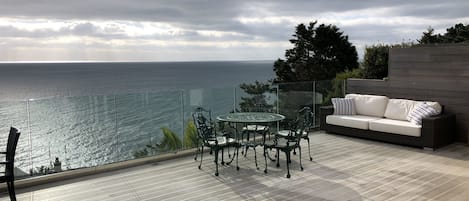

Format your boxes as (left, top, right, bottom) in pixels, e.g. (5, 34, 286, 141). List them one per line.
(347, 44, 469, 143)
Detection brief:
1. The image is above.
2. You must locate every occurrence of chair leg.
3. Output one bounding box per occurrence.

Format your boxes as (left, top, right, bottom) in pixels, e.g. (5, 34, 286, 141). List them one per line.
(244, 144, 249, 157)
(221, 149, 225, 165)
(236, 145, 240, 171)
(214, 149, 219, 176)
(307, 137, 313, 161)
(254, 147, 258, 169)
(194, 139, 199, 161)
(286, 151, 291, 178)
(263, 147, 268, 174)
(276, 148, 280, 168)
(299, 146, 304, 171)
(198, 146, 204, 169)
(226, 146, 236, 165)
(7, 180, 17, 201)
(269, 147, 276, 162)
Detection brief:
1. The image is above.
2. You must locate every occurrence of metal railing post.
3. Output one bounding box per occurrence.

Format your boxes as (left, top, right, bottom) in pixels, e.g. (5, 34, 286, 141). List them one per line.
(313, 81, 316, 128)
(27, 99, 33, 175)
(233, 87, 237, 113)
(343, 79, 347, 96)
(181, 90, 185, 149)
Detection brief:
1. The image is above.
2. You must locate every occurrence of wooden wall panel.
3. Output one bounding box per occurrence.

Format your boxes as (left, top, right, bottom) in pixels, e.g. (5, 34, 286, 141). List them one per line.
(347, 44, 469, 143)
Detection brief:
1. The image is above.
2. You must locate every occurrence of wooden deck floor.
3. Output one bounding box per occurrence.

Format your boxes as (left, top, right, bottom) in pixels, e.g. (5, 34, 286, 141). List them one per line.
(3, 131, 469, 201)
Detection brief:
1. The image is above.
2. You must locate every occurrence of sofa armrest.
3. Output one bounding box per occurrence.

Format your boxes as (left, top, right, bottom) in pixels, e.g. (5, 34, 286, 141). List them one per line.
(421, 113, 456, 149)
(320, 106, 334, 130)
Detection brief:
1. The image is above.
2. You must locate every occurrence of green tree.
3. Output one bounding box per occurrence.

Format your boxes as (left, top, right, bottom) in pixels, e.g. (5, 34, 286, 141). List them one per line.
(158, 127, 182, 152)
(419, 23, 469, 44)
(133, 126, 183, 158)
(273, 21, 359, 82)
(239, 81, 274, 112)
(361, 43, 414, 80)
(418, 27, 443, 44)
(183, 120, 198, 149)
(363, 44, 389, 79)
(324, 68, 364, 104)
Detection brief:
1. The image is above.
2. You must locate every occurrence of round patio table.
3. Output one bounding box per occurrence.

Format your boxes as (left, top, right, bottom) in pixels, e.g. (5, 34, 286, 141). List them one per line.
(216, 112, 285, 123)
(217, 112, 285, 169)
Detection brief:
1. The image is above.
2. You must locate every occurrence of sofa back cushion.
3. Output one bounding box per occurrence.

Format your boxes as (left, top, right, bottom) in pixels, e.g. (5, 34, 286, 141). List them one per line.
(383, 98, 442, 121)
(384, 99, 419, 121)
(345, 94, 389, 117)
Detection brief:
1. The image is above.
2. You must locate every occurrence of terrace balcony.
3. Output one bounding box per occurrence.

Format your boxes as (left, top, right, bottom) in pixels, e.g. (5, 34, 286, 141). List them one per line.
(2, 131, 469, 201)
(0, 75, 468, 201)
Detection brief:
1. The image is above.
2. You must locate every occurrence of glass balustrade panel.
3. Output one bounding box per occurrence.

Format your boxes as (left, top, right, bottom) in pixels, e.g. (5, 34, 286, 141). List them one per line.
(28, 95, 117, 175)
(115, 90, 183, 160)
(0, 100, 30, 178)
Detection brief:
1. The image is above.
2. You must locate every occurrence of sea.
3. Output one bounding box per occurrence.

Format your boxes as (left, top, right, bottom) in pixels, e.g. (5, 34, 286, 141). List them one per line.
(0, 61, 274, 176)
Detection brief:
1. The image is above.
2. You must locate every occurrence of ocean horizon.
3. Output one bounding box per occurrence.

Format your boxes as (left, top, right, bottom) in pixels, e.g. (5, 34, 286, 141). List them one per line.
(0, 60, 275, 100)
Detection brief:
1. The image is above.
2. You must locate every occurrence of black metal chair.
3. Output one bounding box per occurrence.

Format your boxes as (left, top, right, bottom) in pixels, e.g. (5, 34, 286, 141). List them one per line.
(240, 103, 270, 170)
(193, 107, 240, 176)
(276, 106, 313, 161)
(0, 127, 21, 201)
(264, 114, 306, 178)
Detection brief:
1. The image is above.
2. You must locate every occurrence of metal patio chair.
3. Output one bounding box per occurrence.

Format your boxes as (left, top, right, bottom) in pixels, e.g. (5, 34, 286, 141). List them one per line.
(193, 107, 240, 176)
(264, 114, 306, 178)
(0, 127, 21, 201)
(276, 106, 313, 161)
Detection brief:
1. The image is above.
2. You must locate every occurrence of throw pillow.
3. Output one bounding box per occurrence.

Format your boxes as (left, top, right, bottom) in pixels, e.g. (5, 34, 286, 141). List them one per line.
(407, 103, 439, 125)
(332, 98, 356, 115)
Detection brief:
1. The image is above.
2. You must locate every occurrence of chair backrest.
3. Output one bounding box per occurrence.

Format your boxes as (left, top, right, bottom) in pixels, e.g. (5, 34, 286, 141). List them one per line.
(298, 106, 313, 132)
(5, 127, 21, 177)
(285, 107, 311, 145)
(192, 107, 216, 142)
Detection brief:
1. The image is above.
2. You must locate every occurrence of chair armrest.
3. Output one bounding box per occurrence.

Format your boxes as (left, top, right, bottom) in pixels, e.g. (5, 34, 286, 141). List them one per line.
(421, 113, 456, 149)
(0, 161, 11, 165)
(320, 106, 334, 130)
(0, 152, 6, 154)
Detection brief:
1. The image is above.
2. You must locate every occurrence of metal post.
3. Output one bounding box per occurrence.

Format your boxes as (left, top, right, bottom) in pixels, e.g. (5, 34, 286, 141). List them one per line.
(343, 79, 346, 97)
(27, 99, 33, 174)
(181, 90, 185, 149)
(313, 81, 316, 128)
(276, 84, 280, 131)
(276, 84, 279, 114)
(233, 87, 237, 113)
(114, 94, 118, 161)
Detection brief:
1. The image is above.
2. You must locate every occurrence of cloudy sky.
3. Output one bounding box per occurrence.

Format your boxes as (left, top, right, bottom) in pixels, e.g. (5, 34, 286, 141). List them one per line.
(1, 0, 468, 62)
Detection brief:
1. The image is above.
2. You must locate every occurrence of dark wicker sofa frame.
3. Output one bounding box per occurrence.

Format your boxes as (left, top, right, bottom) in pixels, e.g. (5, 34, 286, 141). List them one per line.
(320, 106, 456, 150)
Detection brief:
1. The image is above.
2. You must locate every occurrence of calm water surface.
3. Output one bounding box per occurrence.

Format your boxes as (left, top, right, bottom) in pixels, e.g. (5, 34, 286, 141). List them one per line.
(0, 61, 274, 176)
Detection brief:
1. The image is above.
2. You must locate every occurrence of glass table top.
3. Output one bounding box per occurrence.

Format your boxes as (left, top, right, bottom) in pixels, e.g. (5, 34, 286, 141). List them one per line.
(216, 112, 285, 123)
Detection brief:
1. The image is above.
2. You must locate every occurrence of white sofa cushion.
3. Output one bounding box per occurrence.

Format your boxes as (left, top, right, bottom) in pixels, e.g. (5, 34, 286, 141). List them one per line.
(326, 115, 381, 130)
(384, 99, 419, 121)
(369, 119, 422, 137)
(345, 94, 389, 117)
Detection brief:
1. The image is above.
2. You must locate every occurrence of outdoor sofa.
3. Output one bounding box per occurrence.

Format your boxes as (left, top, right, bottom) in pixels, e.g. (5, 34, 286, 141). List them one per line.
(320, 94, 455, 150)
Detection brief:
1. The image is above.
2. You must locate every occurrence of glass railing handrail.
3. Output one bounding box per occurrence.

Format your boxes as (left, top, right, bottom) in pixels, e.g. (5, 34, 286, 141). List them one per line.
(0, 80, 345, 179)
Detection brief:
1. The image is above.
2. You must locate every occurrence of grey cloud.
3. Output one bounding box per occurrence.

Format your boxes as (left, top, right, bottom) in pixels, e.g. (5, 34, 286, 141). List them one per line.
(396, 3, 469, 19)
(1, 0, 468, 61)
(2, 0, 467, 37)
(260, 0, 469, 19)
(70, 22, 99, 35)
